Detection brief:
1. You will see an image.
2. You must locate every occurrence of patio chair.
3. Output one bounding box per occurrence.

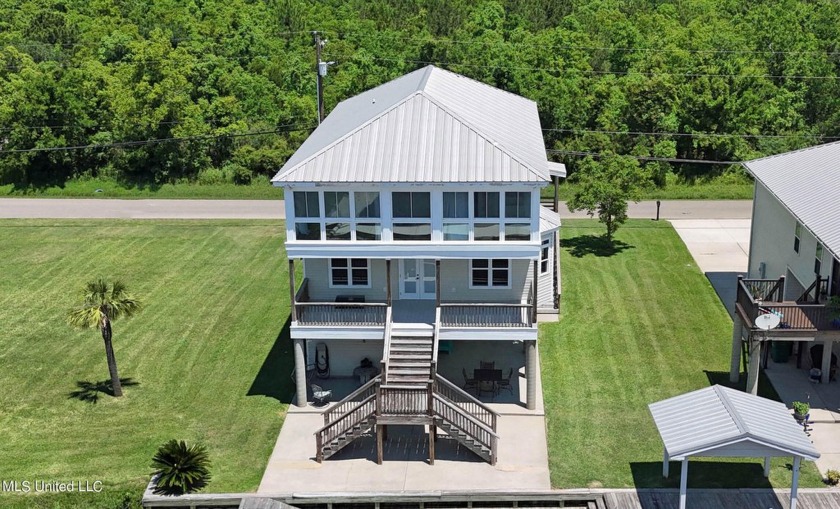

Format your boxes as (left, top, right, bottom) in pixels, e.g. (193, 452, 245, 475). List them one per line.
(479, 360, 495, 370)
(311, 384, 332, 406)
(497, 368, 514, 395)
(462, 368, 478, 392)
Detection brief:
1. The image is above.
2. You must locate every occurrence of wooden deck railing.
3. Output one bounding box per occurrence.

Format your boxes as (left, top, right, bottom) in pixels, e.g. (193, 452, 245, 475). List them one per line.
(433, 374, 497, 432)
(294, 279, 388, 326)
(314, 391, 377, 462)
(378, 383, 431, 416)
(380, 307, 394, 381)
(439, 303, 532, 327)
(322, 375, 380, 426)
(737, 277, 835, 332)
(433, 394, 498, 465)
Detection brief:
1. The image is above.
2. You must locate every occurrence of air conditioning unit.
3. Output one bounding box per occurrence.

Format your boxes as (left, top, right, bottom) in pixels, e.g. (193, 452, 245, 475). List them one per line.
(758, 261, 766, 279)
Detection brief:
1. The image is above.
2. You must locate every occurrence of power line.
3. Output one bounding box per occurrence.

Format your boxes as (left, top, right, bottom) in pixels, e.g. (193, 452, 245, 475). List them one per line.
(330, 30, 840, 57)
(543, 128, 840, 140)
(0, 124, 315, 155)
(330, 54, 840, 81)
(546, 149, 742, 165)
(0, 117, 296, 132)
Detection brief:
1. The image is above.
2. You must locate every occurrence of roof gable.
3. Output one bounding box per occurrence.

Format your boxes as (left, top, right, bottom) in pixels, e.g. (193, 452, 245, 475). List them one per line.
(743, 141, 840, 259)
(273, 66, 549, 184)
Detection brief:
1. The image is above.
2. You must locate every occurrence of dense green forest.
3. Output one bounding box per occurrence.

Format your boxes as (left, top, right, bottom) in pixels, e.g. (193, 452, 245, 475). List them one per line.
(1, 0, 839, 191)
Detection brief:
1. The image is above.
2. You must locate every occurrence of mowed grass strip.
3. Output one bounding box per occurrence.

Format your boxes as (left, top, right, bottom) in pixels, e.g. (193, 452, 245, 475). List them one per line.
(541, 219, 823, 489)
(0, 220, 293, 505)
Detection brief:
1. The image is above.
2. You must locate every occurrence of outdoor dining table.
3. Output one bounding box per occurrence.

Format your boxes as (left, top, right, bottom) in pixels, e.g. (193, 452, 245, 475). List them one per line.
(473, 368, 502, 396)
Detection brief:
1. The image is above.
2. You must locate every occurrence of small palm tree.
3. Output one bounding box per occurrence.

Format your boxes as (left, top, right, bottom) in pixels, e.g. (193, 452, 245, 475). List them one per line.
(151, 440, 211, 495)
(67, 279, 141, 397)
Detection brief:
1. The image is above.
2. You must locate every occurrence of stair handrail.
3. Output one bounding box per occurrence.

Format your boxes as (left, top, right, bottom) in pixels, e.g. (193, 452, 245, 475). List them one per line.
(431, 306, 441, 378)
(434, 374, 498, 431)
(433, 393, 499, 465)
(380, 306, 393, 382)
(314, 392, 377, 462)
(432, 394, 499, 437)
(323, 375, 380, 425)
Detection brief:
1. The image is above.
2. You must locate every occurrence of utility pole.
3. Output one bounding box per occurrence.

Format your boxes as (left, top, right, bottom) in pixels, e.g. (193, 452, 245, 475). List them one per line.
(312, 31, 324, 124)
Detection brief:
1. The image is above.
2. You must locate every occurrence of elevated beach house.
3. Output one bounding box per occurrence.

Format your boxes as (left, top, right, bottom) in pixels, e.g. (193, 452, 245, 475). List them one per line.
(272, 66, 564, 464)
(730, 141, 840, 393)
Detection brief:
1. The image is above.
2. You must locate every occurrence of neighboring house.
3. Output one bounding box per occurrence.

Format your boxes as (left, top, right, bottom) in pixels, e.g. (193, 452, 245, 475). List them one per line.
(272, 65, 565, 464)
(730, 141, 840, 392)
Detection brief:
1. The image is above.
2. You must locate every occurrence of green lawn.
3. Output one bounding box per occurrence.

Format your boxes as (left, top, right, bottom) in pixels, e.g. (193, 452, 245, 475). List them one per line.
(0, 177, 283, 199)
(0, 220, 293, 508)
(541, 219, 823, 489)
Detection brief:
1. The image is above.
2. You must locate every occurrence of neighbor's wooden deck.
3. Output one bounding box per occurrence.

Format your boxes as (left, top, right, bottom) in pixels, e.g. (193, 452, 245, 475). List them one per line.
(604, 489, 840, 509)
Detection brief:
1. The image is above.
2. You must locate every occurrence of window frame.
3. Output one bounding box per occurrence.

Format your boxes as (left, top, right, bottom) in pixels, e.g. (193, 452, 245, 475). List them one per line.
(540, 237, 550, 274)
(794, 222, 802, 254)
(441, 190, 534, 242)
(292, 190, 383, 242)
(392, 191, 432, 241)
(469, 259, 511, 289)
(328, 258, 371, 288)
(816, 243, 824, 275)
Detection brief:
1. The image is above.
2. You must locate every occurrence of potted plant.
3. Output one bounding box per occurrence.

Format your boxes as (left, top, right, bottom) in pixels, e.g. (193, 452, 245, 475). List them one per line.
(792, 401, 810, 423)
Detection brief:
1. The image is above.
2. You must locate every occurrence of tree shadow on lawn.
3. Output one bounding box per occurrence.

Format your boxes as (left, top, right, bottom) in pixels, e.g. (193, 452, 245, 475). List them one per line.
(67, 378, 139, 403)
(562, 234, 634, 258)
(704, 370, 782, 401)
(247, 317, 294, 404)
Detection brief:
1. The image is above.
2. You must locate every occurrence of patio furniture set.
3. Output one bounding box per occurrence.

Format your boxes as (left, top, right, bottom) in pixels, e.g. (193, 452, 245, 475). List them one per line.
(462, 361, 514, 398)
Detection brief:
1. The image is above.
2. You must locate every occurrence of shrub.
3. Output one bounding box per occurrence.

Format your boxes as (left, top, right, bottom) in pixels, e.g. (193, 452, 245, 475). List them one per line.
(826, 469, 840, 486)
(224, 163, 252, 186)
(196, 167, 229, 186)
(151, 440, 211, 495)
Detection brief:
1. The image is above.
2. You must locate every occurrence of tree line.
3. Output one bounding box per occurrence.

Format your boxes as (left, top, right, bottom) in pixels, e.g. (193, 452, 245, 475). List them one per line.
(1, 0, 838, 190)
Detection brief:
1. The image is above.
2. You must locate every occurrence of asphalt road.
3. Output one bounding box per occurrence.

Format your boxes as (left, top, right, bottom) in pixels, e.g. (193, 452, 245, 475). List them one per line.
(0, 198, 752, 220)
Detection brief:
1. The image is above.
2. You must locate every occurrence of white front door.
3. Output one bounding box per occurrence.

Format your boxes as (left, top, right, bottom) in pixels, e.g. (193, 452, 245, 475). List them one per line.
(399, 259, 436, 299)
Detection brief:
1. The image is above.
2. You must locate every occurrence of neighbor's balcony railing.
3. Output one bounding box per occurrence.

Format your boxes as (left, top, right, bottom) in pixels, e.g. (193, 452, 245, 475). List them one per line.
(294, 279, 387, 326)
(736, 276, 835, 332)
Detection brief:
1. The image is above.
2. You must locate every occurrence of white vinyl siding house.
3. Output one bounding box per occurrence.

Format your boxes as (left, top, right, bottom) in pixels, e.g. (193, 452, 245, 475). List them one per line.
(274, 66, 565, 415)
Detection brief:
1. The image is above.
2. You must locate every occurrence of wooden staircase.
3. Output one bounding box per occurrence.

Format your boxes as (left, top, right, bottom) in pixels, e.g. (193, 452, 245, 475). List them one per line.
(385, 326, 435, 386)
(315, 308, 499, 465)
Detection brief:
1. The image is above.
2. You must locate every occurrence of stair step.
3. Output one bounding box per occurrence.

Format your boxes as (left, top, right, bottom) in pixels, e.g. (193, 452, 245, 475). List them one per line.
(391, 336, 433, 342)
(390, 367, 430, 373)
(388, 375, 430, 383)
(388, 353, 431, 360)
(388, 361, 431, 368)
(390, 345, 432, 352)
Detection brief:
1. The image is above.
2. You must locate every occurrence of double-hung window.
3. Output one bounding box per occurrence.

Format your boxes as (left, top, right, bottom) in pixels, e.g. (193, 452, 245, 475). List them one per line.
(324, 191, 351, 240)
(541, 238, 550, 273)
(442, 191, 469, 241)
(470, 259, 510, 288)
(504, 191, 531, 241)
(354, 192, 381, 240)
(794, 222, 802, 253)
(329, 258, 370, 287)
(816, 243, 824, 275)
(392, 192, 431, 241)
(294, 191, 321, 240)
(474, 192, 501, 241)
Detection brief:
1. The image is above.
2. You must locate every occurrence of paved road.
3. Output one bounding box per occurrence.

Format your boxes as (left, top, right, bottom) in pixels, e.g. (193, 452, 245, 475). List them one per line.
(0, 198, 751, 219)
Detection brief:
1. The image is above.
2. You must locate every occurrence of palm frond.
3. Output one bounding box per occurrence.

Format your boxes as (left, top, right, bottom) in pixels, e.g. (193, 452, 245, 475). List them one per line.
(68, 279, 142, 327)
(67, 306, 104, 329)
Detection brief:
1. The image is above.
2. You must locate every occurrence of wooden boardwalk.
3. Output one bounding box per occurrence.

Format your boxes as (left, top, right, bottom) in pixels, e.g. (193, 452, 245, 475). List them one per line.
(603, 489, 840, 509)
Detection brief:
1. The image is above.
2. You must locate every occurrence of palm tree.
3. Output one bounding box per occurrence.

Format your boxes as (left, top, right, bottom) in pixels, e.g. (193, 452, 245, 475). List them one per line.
(67, 279, 141, 397)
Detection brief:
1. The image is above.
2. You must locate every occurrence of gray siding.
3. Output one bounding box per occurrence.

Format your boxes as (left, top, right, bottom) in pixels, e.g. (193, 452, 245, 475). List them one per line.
(750, 183, 830, 297)
(305, 339, 384, 378)
(302, 258, 537, 304)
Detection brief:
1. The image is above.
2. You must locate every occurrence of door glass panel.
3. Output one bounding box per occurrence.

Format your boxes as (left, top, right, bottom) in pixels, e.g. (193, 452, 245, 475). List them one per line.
(404, 280, 417, 293)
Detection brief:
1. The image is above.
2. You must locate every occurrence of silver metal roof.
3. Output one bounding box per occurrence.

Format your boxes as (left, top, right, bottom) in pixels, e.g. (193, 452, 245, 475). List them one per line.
(649, 385, 819, 460)
(547, 161, 567, 178)
(539, 206, 561, 233)
(743, 141, 840, 259)
(273, 66, 550, 184)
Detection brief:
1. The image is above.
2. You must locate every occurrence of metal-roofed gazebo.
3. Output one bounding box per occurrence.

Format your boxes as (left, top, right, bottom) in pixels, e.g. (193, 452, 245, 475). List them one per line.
(649, 385, 819, 509)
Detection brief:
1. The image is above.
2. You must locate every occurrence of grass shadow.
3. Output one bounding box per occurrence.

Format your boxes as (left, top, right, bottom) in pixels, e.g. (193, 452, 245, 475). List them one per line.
(562, 234, 634, 258)
(247, 317, 294, 404)
(630, 460, 775, 489)
(704, 370, 782, 401)
(68, 378, 139, 403)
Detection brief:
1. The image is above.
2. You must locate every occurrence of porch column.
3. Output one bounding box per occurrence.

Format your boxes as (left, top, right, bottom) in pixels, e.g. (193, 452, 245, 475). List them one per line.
(289, 259, 297, 322)
(663, 449, 670, 478)
(679, 458, 688, 509)
(293, 338, 307, 407)
(821, 340, 833, 384)
(763, 457, 771, 477)
(553, 175, 559, 213)
(730, 315, 743, 383)
(532, 260, 538, 323)
(435, 259, 441, 308)
(386, 259, 392, 306)
(790, 456, 801, 509)
(525, 339, 537, 410)
(746, 332, 761, 395)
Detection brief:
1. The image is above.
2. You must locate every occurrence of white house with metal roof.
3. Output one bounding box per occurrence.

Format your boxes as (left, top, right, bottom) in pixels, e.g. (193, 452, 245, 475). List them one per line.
(272, 66, 564, 465)
(650, 385, 819, 509)
(730, 141, 840, 393)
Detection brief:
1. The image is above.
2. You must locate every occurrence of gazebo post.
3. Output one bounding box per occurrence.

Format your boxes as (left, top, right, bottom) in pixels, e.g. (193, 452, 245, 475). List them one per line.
(746, 332, 761, 395)
(730, 315, 743, 382)
(821, 340, 832, 384)
(679, 458, 688, 509)
(790, 456, 801, 509)
(763, 457, 771, 477)
(662, 450, 670, 478)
